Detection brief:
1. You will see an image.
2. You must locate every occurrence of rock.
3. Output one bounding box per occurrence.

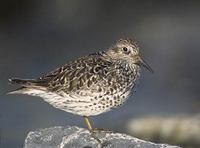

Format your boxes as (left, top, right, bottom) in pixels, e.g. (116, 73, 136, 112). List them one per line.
(24, 126, 181, 148)
(126, 115, 200, 148)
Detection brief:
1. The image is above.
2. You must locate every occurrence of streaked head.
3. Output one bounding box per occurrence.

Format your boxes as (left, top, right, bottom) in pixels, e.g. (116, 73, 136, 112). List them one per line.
(106, 39, 153, 73)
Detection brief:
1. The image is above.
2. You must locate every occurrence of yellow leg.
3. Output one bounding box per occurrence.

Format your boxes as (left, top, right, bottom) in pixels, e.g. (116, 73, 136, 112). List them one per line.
(83, 116, 93, 131)
(83, 116, 102, 144)
(83, 116, 109, 133)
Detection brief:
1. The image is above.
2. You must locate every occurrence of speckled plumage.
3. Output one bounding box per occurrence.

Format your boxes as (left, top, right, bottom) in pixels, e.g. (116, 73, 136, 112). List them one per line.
(9, 39, 152, 117)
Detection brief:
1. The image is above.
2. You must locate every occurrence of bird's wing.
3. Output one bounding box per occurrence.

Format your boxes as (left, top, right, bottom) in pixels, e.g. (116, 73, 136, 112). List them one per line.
(39, 52, 113, 94)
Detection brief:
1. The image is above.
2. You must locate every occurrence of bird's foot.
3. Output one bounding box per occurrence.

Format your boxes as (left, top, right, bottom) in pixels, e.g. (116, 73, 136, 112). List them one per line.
(89, 131, 102, 147)
(92, 128, 114, 133)
(88, 128, 113, 148)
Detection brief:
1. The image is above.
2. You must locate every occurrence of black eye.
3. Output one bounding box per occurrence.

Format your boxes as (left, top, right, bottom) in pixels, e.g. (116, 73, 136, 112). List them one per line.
(122, 47, 129, 54)
(123, 47, 128, 51)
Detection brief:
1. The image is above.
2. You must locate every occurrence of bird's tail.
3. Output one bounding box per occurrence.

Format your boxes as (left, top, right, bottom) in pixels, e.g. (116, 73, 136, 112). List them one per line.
(8, 78, 47, 94)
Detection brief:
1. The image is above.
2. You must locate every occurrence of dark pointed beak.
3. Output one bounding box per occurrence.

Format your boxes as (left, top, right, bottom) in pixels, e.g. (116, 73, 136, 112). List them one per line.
(135, 55, 153, 73)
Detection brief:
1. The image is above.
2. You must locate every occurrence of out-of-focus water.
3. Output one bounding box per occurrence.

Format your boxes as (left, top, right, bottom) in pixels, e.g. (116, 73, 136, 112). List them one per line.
(0, 1, 200, 147)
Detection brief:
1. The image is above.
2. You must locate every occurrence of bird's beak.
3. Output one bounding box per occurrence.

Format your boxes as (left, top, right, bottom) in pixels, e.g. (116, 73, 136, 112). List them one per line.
(135, 55, 153, 73)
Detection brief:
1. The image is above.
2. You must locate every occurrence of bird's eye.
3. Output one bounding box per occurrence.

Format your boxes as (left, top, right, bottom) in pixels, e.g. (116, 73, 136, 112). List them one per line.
(122, 47, 129, 54)
(123, 47, 128, 51)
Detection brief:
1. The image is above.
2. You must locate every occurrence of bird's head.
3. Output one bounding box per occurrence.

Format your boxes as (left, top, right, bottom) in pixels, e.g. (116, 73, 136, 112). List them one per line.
(106, 39, 153, 73)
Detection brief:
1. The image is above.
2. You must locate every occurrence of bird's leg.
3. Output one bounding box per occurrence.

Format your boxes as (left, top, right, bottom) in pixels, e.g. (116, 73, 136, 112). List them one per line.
(83, 116, 111, 133)
(83, 116, 102, 145)
(83, 116, 93, 132)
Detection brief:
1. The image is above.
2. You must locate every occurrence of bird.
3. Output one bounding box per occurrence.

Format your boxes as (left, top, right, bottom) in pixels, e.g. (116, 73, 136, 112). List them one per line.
(8, 38, 153, 133)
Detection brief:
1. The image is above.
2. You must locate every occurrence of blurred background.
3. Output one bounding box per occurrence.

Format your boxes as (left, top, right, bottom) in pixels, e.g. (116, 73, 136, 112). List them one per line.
(0, 0, 200, 148)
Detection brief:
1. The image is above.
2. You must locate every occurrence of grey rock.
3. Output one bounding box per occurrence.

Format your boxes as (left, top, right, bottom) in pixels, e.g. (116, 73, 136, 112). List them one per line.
(24, 126, 181, 148)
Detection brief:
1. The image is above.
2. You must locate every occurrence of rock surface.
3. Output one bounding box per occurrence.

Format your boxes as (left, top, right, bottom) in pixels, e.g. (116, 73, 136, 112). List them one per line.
(24, 126, 181, 148)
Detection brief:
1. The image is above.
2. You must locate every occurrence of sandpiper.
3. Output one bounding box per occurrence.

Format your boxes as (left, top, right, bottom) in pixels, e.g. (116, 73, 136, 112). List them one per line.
(9, 38, 153, 133)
